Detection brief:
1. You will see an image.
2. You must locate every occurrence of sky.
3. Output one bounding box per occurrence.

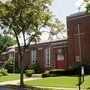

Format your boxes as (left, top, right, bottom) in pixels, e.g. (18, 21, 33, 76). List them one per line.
(1, 0, 85, 42)
(41, 0, 85, 41)
(50, 0, 85, 25)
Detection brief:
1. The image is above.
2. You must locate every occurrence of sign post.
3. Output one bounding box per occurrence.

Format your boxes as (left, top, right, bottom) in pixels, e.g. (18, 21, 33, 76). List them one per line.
(81, 66, 84, 82)
(76, 58, 85, 90)
(76, 56, 81, 90)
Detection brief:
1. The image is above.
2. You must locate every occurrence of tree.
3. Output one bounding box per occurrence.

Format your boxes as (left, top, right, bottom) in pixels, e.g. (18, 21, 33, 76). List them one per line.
(0, 0, 64, 86)
(84, 0, 90, 14)
(0, 34, 16, 54)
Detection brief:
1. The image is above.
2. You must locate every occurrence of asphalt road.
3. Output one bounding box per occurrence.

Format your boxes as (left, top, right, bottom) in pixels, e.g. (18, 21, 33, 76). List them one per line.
(0, 86, 15, 90)
(0, 86, 31, 90)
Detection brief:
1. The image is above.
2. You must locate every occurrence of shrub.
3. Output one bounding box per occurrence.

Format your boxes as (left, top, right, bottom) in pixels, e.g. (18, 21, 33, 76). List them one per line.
(0, 69, 8, 76)
(82, 64, 90, 75)
(65, 69, 76, 75)
(32, 61, 41, 74)
(25, 70, 34, 77)
(4, 58, 14, 73)
(49, 69, 65, 76)
(49, 69, 76, 76)
(42, 71, 50, 78)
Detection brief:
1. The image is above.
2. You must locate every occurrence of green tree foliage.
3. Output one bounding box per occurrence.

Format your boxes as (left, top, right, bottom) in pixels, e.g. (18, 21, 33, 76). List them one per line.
(0, 0, 64, 86)
(84, 0, 90, 14)
(0, 34, 16, 54)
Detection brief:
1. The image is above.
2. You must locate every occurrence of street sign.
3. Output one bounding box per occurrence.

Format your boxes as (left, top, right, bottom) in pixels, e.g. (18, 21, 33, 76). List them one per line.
(81, 66, 84, 76)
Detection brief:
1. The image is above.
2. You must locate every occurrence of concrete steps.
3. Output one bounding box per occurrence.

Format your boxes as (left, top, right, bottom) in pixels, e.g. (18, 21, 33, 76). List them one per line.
(32, 74, 42, 78)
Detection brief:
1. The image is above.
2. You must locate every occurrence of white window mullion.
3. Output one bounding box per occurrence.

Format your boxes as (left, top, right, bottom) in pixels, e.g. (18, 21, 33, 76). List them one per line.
(48, 49, 50, 66)
(31, 50, 36, 63)
(45, 49, 51, 67)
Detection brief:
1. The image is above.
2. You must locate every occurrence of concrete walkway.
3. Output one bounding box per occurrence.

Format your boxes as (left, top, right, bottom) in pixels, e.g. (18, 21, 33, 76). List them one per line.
(0, 78, 41, 85)
(0, 78, 40, 90)
(34, 86, 87, 90)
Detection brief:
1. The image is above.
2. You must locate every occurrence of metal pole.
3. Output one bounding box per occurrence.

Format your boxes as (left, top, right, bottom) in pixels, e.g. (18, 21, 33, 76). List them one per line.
(77, 62, 81, 90)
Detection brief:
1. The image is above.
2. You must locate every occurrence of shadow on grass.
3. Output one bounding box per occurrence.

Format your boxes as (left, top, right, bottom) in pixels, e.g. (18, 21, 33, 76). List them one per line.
(0, 84, 89, 90)
(87, 87, 90, 90)
(0, 84, 55, 90)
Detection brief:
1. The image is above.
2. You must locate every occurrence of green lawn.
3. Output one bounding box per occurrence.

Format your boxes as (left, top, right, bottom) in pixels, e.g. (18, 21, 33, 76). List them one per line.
(0, 74, 20, 82)
(25, 75, 90, 89)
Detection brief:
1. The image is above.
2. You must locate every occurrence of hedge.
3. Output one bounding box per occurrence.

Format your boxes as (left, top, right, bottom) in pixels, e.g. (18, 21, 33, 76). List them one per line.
(25, 70, 34, 77)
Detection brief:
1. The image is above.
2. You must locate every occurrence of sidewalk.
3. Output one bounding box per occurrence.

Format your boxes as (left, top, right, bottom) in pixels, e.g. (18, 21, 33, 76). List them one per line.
(33, 86, 87, 90)
(0, 78, 40, 90)
(0, 78, 41, 85)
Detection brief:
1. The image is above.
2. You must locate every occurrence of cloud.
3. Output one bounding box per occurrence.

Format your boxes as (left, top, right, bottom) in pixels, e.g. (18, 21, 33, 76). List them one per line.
(75, 0, 84, 7)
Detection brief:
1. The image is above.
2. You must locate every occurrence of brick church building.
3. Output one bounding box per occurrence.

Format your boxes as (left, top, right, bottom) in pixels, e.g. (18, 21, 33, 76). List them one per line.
(0, 12, 90, 71)
(15, 40, 68, 71)
(67, 12, 90, 68)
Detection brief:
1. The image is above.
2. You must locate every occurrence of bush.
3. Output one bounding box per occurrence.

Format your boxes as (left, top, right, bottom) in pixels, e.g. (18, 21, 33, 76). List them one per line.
(82, 64, 90, 75)
(32, 61, 41, 74)
(42, 71, 50, 78)
(49, 69, 65, 76)
(0, 69, 8, 76)
(65, 69, 77, 75)
(42, 69, 78, 78)
(25, 70, 34, 77)
(4, 58, 14, 73)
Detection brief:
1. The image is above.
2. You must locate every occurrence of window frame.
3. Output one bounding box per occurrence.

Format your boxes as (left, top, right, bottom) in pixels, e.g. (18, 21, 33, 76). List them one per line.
(31, 50, 36, 63)
(45, 48, 51, 67)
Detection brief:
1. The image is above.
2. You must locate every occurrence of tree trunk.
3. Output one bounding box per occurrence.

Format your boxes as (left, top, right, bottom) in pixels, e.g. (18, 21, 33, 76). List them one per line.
(20, 53, 24, 86)
(14, 31, 24, 86)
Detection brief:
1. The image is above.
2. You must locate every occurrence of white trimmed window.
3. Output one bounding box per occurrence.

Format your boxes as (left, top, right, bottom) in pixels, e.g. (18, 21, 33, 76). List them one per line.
(31, 50, 36, 63)
(45, 49, 51, 67)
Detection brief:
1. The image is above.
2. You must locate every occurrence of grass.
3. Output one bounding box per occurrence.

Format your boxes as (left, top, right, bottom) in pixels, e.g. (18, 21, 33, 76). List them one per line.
(25, 75, 90, 89)
(0, 74, 20, 82)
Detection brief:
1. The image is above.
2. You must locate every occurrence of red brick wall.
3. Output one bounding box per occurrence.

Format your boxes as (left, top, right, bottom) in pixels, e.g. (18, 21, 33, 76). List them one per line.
(0, 53, 8, 62)
(15, 40, 68, 71)
(67, 13, 90, 68)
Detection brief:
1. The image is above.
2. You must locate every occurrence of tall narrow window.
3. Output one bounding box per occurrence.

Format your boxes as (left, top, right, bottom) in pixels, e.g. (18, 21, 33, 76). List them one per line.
(45, 49, 51, 67)
(31, 50, 36, 63)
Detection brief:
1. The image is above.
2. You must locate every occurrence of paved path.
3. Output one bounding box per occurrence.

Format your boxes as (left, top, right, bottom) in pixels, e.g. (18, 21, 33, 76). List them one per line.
(34, 86, 87, 90)
(0, 78, 40, 90)
(0, 78, 41, 85)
